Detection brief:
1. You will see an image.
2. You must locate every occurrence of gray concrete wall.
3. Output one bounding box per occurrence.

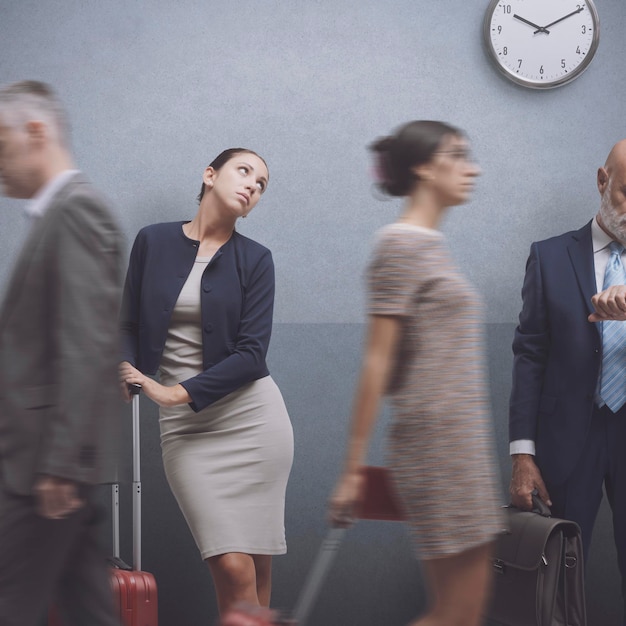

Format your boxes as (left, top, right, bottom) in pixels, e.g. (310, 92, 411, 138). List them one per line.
(1, 1, 624, 624)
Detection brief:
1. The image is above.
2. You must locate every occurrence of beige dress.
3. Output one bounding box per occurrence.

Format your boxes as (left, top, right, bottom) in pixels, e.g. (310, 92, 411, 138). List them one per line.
(368, 223, 503, 559)
(158, 257, 294, 559)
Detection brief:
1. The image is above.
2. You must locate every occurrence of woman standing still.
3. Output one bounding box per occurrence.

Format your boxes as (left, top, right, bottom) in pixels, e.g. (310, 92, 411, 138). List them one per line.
(119, 148, 294, 616)
(329, 121, 502, 626)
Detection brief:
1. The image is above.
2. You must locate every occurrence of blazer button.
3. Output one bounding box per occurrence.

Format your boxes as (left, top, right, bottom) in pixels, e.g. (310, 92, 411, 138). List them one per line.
(203, 284, 212, 293)
(204, 323, 213, 333)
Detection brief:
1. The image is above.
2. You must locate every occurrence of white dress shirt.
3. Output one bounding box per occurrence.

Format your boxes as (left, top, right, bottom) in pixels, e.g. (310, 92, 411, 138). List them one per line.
(23, 169, 80, 220)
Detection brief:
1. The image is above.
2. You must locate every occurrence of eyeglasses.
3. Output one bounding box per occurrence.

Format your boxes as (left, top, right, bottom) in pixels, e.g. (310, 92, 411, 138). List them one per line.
(434, 150, 476, 163)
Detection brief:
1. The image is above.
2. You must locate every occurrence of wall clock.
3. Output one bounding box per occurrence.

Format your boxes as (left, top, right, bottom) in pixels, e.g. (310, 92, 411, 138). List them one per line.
(483, 0, 600, 89)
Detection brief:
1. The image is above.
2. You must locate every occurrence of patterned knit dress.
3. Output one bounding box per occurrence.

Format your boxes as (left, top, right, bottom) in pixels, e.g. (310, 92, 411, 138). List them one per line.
(368, 223, 503, 558)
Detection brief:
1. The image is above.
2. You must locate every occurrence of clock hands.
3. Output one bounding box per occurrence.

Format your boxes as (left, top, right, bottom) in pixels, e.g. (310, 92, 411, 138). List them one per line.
(513, 14, 550, 34)
(533, 6, 585, 35)
(513, 6, 586, 36)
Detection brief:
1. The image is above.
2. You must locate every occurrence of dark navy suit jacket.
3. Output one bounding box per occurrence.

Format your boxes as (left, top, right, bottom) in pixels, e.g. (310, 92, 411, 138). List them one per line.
(510, 220, 603, 487)
(120, 221, 273, 413)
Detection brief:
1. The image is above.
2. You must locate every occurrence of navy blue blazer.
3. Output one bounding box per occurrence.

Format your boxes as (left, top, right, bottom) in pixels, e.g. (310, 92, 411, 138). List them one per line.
(510, 220, 602, 486)
(120, 221, 273, 412)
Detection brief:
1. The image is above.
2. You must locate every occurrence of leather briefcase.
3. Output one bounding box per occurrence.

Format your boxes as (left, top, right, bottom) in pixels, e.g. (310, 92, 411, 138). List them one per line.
(486, 495, 586, 626)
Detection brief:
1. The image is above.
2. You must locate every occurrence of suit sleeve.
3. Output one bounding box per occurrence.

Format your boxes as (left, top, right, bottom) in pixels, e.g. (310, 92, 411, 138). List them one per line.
(180, 250, 274, 412)
(119, 230, 146, 367)
(39, 195, 123, 481)
(509, 242, 551, 443)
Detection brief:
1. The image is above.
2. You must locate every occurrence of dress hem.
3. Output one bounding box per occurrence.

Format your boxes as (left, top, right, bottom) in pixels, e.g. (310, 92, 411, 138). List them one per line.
(417, 533, 498, 561)
(200, 545, 288, 560)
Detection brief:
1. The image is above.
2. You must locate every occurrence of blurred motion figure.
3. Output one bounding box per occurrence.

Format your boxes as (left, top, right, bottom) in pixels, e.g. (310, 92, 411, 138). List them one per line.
(329, 120, 502, 626)
(0, 80, 123, 625)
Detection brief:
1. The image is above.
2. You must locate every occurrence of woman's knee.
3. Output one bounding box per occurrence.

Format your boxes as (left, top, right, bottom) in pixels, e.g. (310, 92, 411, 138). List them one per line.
(208, 553, 256, 589)
(423, 542, 495, 625)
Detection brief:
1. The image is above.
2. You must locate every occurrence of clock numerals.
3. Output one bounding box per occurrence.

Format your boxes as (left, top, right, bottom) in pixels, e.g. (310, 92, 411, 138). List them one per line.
(484, 0, 600, 89)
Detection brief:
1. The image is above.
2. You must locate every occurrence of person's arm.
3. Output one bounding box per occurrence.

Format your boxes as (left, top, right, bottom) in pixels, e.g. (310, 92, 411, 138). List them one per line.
(38, 192, 122, 514)
(119, 229, 147, 369)
(329, 230, 415, 526)
(509, 243, 551, 510)
(328, 314, 400, 526)
(122, 248, 275, 411)
(117, 227, 148, 402)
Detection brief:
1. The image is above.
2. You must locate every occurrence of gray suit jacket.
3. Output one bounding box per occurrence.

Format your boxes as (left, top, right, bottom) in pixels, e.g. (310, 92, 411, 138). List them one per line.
(0, 173, 124, 495)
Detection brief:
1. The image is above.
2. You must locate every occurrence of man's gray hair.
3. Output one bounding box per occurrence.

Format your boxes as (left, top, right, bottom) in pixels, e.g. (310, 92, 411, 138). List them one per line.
(0, 80, 71, 147)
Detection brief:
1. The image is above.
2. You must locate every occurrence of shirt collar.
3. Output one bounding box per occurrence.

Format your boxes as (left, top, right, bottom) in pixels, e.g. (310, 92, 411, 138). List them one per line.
(23, 169, 80, 219)
(591, 215, 616, 254)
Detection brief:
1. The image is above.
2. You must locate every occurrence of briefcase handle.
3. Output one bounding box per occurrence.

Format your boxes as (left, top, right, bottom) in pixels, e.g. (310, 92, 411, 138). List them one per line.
(530, 489, 552, 517)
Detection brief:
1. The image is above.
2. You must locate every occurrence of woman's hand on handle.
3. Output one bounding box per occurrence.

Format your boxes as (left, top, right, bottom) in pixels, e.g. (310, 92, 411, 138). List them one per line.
(118, 361, 191, 407)
(328, 469, 366, 528)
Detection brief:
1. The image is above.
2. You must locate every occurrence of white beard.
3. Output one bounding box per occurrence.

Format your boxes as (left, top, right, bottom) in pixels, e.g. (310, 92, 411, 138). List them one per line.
(599, 180, 626, 244)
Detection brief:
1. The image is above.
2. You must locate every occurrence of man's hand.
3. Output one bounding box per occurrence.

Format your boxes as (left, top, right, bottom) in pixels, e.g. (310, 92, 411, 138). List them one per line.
(589, 285, 626, 322)
(34, 475, 84, 520)
(509, 454, 551, 511)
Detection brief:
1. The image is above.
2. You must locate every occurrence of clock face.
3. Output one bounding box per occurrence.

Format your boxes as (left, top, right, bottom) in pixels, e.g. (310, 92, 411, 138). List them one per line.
(484, 0, 600, 89)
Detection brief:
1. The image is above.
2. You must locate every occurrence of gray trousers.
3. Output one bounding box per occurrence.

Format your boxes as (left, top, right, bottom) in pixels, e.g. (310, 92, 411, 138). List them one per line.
(0, 483, 119, 626)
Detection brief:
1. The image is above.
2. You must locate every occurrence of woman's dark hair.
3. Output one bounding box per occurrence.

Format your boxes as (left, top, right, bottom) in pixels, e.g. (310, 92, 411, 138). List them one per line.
(370, 120, 463, 197)
(196, 148, 268, 204)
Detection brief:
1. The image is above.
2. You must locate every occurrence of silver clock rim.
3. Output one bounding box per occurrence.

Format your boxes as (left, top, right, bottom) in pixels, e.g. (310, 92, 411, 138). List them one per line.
(482, 0, 600, 90)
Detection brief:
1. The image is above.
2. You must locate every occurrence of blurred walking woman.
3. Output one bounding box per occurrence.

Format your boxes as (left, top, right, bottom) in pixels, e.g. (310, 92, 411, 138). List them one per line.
(119, 149, 293, 616)
(329, 122, 502, 626)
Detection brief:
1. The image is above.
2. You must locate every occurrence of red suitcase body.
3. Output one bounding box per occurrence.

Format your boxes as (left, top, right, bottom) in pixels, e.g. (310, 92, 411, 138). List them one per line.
(110, 567, 158, 626)
(49, 386, 158, 625)
(48, 568, 158, 626)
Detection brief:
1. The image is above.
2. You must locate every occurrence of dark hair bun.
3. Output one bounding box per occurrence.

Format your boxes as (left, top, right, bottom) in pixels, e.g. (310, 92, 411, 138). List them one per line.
(370, 120, 463, 198)
(371, 136, 412, 197)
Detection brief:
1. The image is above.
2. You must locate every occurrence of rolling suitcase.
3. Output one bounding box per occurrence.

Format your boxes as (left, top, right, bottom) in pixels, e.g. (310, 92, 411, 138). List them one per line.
(49, 384, 158, 625)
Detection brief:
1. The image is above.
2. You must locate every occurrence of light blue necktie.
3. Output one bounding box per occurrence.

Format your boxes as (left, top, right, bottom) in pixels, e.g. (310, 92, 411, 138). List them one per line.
(600, 241, 626, 413)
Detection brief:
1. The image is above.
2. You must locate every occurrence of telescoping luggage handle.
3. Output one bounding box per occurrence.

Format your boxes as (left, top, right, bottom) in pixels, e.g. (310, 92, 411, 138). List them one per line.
(293, 467, 405, 626)
(110, 383, 143, 572)
(292, 527, 346, 625)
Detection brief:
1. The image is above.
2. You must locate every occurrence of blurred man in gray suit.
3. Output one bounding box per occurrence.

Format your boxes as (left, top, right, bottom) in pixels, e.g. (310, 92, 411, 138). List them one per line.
(0, 81, 123, 625)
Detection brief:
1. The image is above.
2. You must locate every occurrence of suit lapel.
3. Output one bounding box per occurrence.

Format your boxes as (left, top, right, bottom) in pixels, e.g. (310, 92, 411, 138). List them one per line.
(567, 221, 598, 324)
(0, 174, 84, 331)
